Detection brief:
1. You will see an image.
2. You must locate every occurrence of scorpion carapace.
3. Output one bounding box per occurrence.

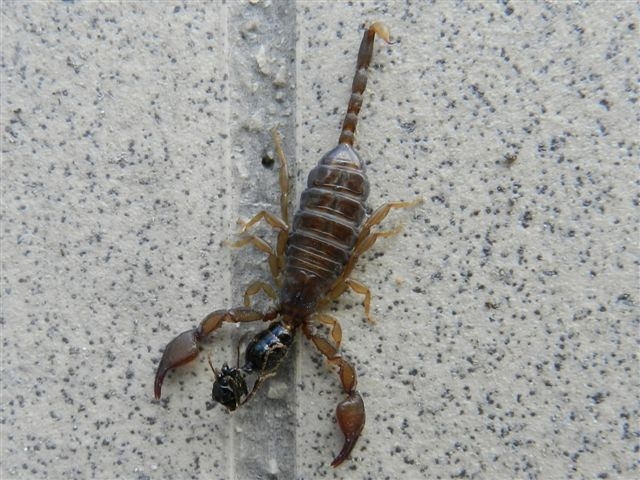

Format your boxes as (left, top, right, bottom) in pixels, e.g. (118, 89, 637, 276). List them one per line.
(154, 22, 422, 467)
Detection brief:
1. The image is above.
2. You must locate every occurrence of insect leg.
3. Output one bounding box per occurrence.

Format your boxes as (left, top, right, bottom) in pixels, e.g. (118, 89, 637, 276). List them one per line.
(239, 341, 287, 407)
(154, 307, 276, 399)
(303, 324, 365, 467)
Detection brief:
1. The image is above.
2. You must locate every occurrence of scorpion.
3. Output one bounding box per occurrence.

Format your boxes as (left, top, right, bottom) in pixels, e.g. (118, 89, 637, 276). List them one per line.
(154, 22, 421, 467)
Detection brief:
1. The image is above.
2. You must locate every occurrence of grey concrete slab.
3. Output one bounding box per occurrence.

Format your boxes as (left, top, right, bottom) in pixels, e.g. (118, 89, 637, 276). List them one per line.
(2, 1, 638, 479)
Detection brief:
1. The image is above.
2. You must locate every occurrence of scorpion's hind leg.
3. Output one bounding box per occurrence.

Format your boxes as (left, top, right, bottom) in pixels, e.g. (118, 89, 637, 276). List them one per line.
(322, 198, 424, 320)
(154, 307, 273, 399)
(303, 324, 365, 467)
(321, 277, 376, 323)
(351, 198, 424, 267)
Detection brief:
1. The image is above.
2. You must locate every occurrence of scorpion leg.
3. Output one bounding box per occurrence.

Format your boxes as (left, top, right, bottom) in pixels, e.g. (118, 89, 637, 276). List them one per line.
(271, 129, 290, 282)
(228, 235, 281, 281)
(323, 199, 423, 314)
(321, 278, 375, 323)
(303, 324, 365, 467)
(237, 130, 290, 232)
(154, 307, 274, 399)
(313, 312, 343, 348)
(238, 210, 287, 233)
(242, 280, 277, 307)
(229, 129, 291, 283)
(271, 128, 290, 227)
(352, 199, 423, 262)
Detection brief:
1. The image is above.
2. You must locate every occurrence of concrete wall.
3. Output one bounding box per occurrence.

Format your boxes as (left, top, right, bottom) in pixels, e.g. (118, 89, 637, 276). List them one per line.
(2, 1, 637, 479)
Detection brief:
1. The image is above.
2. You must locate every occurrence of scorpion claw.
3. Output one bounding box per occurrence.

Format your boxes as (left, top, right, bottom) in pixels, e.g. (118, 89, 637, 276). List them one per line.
(331, 391, 366, 467)
(154, 329, 200, 399)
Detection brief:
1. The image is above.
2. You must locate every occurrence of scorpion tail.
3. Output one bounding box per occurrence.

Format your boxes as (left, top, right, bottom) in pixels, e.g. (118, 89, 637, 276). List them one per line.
(338, 22, 392, 146)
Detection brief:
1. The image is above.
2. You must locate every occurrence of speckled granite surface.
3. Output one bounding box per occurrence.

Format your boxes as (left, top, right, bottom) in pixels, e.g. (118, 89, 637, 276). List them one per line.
(2, 1, 638, 479)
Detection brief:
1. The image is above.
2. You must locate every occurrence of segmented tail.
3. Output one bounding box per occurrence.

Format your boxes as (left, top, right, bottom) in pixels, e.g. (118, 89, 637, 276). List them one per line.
(338, 22, 391, 146)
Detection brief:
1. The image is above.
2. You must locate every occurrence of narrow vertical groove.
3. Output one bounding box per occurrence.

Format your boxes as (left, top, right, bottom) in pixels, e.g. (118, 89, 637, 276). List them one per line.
(219, 5, 235, 480)
(226, 2, 297, 478)
(293, 12, 303, 479)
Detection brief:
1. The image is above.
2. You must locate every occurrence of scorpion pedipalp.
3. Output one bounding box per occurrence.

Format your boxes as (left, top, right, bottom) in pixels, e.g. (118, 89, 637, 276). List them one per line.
(154, 328, 200, 399)
(154, 307, 270, 399)
(333, 391, 366, 467)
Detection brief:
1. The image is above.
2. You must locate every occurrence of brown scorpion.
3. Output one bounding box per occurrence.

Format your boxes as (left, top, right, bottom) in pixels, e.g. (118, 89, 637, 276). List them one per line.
(154, 22, 421, 467)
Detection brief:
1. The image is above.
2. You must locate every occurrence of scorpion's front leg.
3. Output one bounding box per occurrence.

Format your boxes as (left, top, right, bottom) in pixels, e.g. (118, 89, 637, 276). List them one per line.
(154, 307, 274, 399)
(230, 129, 291, 283)
(303, 324, 365, 467)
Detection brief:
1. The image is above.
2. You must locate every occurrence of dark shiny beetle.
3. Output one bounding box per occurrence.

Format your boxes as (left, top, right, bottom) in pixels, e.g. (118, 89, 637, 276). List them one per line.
(154, 22, 421, 467)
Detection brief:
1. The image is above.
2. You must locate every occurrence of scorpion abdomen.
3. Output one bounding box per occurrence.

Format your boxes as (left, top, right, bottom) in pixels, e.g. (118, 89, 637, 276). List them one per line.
(280, 144, 370, 312)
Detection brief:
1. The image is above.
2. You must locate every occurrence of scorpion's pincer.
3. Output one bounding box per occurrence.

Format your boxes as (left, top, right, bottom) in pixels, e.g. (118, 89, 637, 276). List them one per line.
(332, 390, 366, 467)
(154, 329, 200, 399)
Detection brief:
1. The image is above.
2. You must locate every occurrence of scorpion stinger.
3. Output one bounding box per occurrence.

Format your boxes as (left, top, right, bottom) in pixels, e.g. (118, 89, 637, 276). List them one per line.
(154, 22, 423, 468)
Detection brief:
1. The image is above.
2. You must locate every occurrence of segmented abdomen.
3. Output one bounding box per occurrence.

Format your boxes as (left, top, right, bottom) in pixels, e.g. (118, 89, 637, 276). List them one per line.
(280, 143, 369, 312)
